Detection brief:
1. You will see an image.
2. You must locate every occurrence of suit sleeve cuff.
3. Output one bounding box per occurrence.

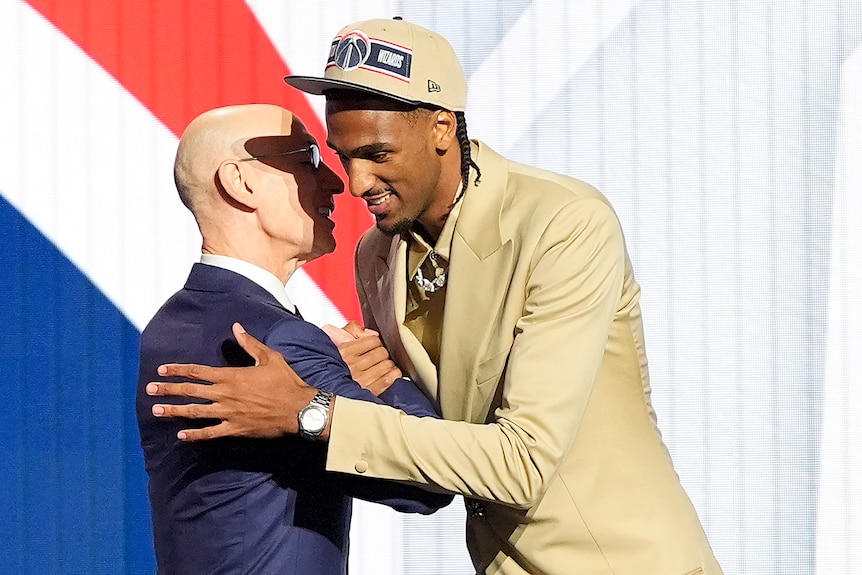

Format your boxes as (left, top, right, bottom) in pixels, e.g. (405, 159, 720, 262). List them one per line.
(326, 397, 405, 478)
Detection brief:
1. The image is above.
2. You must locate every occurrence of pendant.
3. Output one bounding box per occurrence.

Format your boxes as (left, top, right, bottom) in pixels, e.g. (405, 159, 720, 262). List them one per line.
(414, 251, 447, 293)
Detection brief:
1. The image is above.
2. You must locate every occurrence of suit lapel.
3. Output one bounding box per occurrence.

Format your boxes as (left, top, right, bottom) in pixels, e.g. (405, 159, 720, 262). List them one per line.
(362, 238, 440, 402)
(439, 236, 513, 421)
(438, 142, 512, 421)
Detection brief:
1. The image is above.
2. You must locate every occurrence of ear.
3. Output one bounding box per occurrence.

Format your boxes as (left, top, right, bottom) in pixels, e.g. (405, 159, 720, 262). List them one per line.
(216, 160, 257, 211)
(432, 110, 458, 152)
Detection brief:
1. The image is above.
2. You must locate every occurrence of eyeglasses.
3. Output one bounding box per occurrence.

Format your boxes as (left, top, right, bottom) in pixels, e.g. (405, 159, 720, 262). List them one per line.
(237, 142, 321, 170)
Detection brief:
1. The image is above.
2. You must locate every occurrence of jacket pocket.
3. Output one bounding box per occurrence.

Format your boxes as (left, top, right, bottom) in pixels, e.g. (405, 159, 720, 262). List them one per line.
(476, 349, 511, 387)
(476, 348, 510, 386)
(471, 349, 510, 422)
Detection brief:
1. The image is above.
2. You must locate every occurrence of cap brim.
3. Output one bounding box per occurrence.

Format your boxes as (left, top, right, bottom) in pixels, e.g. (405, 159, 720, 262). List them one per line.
(283, 75, 420, 106)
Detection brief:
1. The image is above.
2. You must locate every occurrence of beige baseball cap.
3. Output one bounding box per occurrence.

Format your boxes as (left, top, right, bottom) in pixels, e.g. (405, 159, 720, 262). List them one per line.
(284, 18, 467, 112)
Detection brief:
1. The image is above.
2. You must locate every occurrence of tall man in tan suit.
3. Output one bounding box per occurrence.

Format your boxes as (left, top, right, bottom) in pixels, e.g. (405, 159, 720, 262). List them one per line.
(147, 18, 724, 575)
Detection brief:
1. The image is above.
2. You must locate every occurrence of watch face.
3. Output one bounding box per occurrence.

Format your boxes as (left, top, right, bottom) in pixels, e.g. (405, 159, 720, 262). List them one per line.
(301, 407, 326, 433)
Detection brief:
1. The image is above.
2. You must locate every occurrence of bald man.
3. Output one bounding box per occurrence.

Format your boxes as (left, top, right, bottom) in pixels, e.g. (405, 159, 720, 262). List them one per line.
(135, 104, 451, 575)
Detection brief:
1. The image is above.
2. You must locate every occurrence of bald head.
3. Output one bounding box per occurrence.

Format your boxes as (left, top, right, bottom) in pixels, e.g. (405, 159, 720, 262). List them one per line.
(174, 104, 298, 215)
(171, 104, 343, 281)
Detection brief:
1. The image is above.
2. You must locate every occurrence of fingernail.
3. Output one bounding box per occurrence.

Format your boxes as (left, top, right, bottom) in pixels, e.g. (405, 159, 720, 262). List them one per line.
(152, 405, 164, 416)
(178, 431, 187, 440)
(235, 322, 246, 334)
(157, 365, 167, 375)
(146, 383, 158, 395)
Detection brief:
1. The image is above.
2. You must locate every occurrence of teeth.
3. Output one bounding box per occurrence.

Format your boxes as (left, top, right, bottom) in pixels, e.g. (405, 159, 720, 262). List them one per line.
(368, 193, 391, 206)
(318, 207, 332, 217)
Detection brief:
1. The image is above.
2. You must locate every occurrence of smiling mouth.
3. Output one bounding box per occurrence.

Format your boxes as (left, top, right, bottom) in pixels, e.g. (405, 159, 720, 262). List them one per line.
(366, 192, 392, 206)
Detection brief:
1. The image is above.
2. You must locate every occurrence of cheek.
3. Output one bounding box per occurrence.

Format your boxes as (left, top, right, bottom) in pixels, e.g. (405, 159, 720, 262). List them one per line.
(263, 205, 303, 240)
(390, 156, 428, 192)
(407, 156, 440, 203)
(261, 192, 307, 239)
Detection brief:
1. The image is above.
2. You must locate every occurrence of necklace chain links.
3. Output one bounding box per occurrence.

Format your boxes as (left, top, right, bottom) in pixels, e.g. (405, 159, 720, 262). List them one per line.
(414, 250, 447, 293)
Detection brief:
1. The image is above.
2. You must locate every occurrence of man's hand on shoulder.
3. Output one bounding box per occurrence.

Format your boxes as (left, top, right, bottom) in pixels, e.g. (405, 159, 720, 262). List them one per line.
(147, 322, 320, 441)
(322, 322, 403, 396)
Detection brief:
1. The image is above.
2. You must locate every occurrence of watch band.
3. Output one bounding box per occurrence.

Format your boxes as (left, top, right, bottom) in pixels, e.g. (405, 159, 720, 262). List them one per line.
(298, 389, 334, 440)
(310, 389, 333, 411)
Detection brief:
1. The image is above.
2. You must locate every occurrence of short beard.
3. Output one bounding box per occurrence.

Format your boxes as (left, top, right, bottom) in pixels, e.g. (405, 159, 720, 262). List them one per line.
(376, 216, 415, 237)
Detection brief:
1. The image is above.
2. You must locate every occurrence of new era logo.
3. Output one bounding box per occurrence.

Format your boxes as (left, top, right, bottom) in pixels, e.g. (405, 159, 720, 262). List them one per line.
(427, 80, 441, 93)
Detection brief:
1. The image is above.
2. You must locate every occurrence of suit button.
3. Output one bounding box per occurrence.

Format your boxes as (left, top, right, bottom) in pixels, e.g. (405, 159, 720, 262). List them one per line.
(466, 500, 485, 518)
(355, 460, 369, 473)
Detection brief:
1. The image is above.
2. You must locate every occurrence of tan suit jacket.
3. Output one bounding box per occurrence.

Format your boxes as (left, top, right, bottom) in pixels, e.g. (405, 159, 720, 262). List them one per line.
(327, 141, 724, 575)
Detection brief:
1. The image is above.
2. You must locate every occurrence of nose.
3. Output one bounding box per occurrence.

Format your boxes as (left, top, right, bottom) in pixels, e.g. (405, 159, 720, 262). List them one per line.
(317, 159, 344, 196)
(344, 159, 377, 198)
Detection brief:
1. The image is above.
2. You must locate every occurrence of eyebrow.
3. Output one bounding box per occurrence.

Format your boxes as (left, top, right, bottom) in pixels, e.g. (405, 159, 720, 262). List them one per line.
(327, 141, 388, 157)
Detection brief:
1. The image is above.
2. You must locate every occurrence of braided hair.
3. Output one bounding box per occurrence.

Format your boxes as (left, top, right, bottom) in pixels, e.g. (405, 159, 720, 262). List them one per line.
(451, 111, 481, 207)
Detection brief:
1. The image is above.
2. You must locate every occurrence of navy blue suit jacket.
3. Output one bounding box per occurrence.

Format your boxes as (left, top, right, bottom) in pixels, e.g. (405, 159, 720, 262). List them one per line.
(136, 264, 451, 575)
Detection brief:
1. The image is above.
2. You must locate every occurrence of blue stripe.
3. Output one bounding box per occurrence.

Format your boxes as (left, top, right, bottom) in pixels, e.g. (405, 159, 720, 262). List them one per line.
(0, 194, 154, 574)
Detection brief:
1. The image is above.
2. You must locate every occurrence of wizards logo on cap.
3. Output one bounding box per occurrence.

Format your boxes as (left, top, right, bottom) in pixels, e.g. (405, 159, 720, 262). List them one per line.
(332, 31, 371, 71)
(326, 30, 413, 82)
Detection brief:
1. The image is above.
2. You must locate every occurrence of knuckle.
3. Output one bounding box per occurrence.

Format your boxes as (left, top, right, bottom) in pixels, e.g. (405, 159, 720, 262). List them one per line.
(374, 349, 390, 362)
(372, 361, 392, 375)
(365, 348, 383, 361)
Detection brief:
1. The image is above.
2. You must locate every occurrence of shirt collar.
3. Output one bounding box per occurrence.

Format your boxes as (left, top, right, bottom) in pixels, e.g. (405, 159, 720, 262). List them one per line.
(199, 254, 296, 313)
(406, 192, 464, 279)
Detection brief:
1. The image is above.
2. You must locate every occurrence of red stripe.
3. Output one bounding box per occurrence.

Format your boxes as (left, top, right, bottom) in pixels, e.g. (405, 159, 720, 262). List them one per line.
(27, 0, 367, 320)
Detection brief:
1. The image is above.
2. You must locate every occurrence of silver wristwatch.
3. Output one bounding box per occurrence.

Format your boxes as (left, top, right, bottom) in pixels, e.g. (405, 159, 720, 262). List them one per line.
(298, 390, 334, 440)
